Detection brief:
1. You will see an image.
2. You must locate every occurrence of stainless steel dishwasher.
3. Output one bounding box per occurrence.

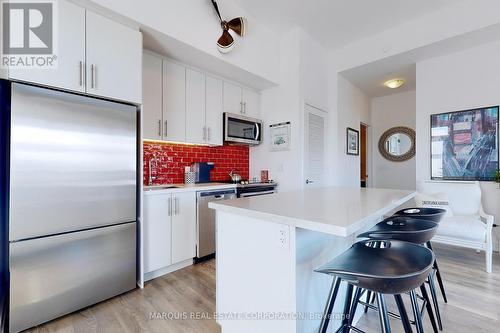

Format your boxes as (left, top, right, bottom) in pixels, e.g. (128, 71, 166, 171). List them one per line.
(196, 189, 237, 261)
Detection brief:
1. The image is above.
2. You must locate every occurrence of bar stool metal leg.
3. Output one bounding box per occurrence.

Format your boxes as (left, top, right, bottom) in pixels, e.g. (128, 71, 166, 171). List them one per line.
(427, 271, 443, 330)
(319, 277, 341, 333)
(420, 284, 439, 333)
(426, 241, 448, 303)
(410, 290, 425, 333)
(394, 294, 413, 333)
(342, 284, 354, 333)
(376, 293, 392, 333)
(347, 287, 363, 330)
(364, 290, 372, 313)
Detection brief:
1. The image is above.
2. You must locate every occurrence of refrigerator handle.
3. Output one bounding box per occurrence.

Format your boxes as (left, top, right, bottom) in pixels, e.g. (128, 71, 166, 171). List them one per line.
(174, 197, 179, 215)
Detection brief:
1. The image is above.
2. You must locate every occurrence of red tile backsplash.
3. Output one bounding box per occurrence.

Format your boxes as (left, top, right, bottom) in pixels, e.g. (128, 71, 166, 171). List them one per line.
(143, 142, 249, 185)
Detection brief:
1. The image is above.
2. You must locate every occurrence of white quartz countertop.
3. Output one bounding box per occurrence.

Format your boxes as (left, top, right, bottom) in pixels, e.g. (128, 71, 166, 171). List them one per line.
(209, 187, 415, 237)
(143, 182, 236, 195)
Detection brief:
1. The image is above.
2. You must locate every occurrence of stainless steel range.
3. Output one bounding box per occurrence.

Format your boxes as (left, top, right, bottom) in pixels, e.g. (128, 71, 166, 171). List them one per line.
(236, 182, 278, 198)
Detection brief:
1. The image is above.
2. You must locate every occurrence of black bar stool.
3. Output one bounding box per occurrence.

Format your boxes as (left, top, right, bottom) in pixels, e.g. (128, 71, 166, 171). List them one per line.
(394, 208, 448, 306)
(316, 239, 435, 333)
(358, 216, 442, 332)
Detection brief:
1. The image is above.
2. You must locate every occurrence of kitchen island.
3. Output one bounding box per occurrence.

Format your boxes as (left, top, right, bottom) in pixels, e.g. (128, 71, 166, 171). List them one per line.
(209, 187, 415, 333)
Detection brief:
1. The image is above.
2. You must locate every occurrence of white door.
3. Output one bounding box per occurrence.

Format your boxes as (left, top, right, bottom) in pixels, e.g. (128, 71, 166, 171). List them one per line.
(86, 11, 142, 103)
(242, 88, 260, 118)
(171, 192, 196, 264)
(9, 0, 86, 93)
(205, 76, 223, 145)
(304, 104, 327, 188)
(223, 81, 243, 114)
(163, 60, 186, 142)
(185, 69, 206, 144)
(143, 194, 172, 273)
(142, 52, 163, 140)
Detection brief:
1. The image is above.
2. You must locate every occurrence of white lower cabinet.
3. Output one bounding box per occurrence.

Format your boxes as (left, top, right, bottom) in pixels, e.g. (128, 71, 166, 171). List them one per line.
(171, 192, 197, 264)
(144, 191, 196, 276)
(144, 193, 172, 273)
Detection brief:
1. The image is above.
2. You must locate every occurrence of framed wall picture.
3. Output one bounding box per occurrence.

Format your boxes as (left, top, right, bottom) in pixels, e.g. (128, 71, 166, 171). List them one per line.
(270, 122, 291, 151)
(430, 106, 499, 181)
(346, 127, 359, 156)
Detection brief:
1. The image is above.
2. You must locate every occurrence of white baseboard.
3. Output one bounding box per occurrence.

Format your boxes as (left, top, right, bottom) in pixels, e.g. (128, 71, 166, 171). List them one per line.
(144, 259, 193, 282)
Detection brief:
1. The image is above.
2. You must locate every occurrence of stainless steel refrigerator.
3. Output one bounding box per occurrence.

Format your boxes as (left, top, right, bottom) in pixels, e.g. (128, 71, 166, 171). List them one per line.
(0, 80, 138, 333)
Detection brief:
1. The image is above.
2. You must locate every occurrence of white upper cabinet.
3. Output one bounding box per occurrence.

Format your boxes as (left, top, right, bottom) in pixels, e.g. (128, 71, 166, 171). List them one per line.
(205, 76, 223, 145)
(223, 81, 243, 114)
(185, 69, 206, 144)
(223, 82, 261, 117)
(163, 59, 186, 142)
(86, 11, 142, 104)
(171, 192, 196, 264)
(142, 53, 163, 140)
(9, 0, 86, 93)
(242, 88, 261, 118)
(142, 52, 260, 144)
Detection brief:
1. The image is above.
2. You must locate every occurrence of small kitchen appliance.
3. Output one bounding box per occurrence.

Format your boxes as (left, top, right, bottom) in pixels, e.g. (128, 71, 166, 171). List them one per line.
(192, 162, 214, 183)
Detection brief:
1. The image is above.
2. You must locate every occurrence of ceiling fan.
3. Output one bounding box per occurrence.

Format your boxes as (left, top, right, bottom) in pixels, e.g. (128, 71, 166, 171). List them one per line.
(210, 0, 247, 53)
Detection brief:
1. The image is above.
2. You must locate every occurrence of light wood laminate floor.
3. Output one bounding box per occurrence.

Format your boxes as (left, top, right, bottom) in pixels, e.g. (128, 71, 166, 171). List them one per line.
(25, 244, 500, 333)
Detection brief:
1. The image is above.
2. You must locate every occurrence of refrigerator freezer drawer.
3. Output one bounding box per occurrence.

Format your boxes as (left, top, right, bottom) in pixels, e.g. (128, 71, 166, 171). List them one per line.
(9, 222, 136, 333)
(10, 83, 137, 241)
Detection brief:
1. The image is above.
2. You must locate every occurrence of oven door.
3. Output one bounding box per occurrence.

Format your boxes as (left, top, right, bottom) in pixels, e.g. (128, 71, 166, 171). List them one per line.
(224, 113, 262, 145)
(239, 190, 276, 198)
(238, 185, 277, 198)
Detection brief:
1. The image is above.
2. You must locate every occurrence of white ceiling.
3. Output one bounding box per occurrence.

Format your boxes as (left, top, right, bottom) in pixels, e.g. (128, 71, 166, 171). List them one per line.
(340, 22, 500, 98)
(231, 0, 463, 49)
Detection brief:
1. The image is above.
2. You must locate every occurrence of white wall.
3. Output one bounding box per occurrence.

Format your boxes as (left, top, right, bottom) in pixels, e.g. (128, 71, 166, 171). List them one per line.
(371, 90, 416, 190)
(416, 41, 500, 250)
(250, 28, 329, 192)
(84, 0, 280, 84)
(335, 75, 371, 187)
(249, 29, 302, 192)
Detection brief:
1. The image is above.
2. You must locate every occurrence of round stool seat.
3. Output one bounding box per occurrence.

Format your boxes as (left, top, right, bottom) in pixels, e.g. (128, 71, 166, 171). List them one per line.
(315, 240, 434, 294)
(358, 216, 438, 244)
(394, 207, 446, 223)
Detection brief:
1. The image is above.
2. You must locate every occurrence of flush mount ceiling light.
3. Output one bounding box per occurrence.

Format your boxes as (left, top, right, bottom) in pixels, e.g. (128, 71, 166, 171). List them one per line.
(384, 79, 405, 89)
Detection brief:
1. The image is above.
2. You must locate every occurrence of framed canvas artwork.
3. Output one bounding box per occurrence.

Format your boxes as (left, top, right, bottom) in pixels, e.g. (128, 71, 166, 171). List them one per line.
(346, 127, 359, 156)
(431, 106, 499, 181)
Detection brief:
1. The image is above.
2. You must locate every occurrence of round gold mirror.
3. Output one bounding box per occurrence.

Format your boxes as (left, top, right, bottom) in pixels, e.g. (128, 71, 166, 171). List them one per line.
(378, 126, 416, 162)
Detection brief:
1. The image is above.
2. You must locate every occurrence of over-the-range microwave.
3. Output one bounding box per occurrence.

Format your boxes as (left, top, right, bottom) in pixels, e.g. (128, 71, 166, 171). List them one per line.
(223, 112, 263, 145)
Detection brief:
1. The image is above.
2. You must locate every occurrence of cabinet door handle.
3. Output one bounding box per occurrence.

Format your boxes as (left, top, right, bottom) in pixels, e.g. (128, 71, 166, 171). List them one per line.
(203, 126, 207, 141)
(240, 101, 244, 114)
(244, 102, 247, 114)
(164, 120, 168, 137)
(168, 197, 172, 216)
(158, 120, 161, 137)
(90, 64, 95, 89)
(174, 197, 179, 215)
(207, 127, 211, 141)
(79, 61, 83, 86)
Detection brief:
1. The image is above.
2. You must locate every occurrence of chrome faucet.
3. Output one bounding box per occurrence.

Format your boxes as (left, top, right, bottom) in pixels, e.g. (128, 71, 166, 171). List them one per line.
(148, 154, 158, 186)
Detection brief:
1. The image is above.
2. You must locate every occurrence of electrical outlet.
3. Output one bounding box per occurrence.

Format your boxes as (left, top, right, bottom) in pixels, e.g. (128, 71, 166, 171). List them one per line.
(278, 226, 289, 249)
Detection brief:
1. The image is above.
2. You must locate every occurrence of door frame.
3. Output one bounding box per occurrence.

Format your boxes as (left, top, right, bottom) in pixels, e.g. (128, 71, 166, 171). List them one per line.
(360, 122, 373, 188)
(303, 103, 328, 189)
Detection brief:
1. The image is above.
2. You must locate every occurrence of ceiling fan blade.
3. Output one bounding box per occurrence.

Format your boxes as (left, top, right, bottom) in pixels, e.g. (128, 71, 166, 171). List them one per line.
(227, 17, 247, 36)
(217, 29, 235, 53)
(210, 0, 223, 22)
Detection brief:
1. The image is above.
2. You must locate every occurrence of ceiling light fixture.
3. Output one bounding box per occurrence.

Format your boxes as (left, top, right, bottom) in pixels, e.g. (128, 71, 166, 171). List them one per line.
(384, 79, 405, 89)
